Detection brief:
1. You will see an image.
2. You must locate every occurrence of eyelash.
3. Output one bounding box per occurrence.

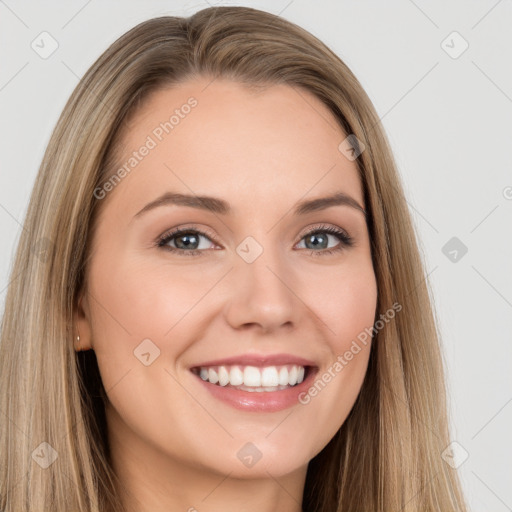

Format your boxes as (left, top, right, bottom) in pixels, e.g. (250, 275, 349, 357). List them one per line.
(156, 223, 354, 258)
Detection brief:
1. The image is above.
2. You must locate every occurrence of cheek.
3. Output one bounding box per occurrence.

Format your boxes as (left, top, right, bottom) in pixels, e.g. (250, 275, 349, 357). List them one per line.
(331, 272, 377, 350)
(88, 249, 200, 339)
(85, 254, 206, 447)
(295, 261, 377, 434)
(307, 257, 378, 351)
(85, 251, 199, 395)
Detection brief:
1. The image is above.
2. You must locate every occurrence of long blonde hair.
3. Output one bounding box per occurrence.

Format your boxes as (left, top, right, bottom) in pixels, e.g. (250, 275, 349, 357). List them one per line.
(0, 6, 467, 511)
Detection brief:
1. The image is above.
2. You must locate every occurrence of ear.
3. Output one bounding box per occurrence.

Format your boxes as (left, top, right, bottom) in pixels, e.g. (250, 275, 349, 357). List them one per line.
(74, 289, 93, 352)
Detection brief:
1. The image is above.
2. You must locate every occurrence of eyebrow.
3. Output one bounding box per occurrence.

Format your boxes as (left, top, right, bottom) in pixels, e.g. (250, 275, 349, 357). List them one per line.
(133, 191, 367, 219)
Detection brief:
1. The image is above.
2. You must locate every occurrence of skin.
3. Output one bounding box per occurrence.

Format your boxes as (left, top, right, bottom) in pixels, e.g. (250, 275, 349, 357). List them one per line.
(75, 77, 378, 512)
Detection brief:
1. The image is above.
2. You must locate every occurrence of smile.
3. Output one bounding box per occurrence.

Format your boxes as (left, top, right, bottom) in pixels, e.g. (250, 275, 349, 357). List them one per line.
(191, 364, 307, 392)
(190, 363, 318, 412)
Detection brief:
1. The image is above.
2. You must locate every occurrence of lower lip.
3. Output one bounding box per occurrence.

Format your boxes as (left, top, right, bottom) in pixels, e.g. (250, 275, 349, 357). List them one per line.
(191, 367, 318, 412)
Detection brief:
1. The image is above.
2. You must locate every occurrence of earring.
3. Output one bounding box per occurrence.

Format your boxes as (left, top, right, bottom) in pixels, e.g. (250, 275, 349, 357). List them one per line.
(76, 334, 82, 351)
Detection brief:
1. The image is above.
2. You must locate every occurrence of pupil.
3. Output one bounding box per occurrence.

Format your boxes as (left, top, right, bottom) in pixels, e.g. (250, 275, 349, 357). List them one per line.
(306, 233, 327, 250)
(176, 233, 198, 249)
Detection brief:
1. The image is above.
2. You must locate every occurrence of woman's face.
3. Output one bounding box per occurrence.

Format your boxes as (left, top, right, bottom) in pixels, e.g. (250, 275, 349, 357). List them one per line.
(77, 77, 377, 483)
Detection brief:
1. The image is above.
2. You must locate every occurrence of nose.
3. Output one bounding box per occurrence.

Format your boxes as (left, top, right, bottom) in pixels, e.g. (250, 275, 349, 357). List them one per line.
(223, 245, 300, 333)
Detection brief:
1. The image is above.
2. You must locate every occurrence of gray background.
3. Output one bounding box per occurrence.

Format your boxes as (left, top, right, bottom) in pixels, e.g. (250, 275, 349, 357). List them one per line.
(1, 1, 511, 510)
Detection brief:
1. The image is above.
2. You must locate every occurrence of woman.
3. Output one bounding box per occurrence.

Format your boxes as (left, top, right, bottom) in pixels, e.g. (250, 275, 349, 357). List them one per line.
(0, 6, 468, 512)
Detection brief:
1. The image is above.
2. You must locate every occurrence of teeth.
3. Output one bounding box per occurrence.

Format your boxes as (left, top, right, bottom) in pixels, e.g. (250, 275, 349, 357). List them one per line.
(297, 366, 305, 383)
(233, 384, 290, 392)
(218, 366, 230, 386)
(208, 368, 218, 385)
(261, 367, 279, 387)
(195, 364, 307, 389)
(288, 365, 298, 386)
(229, 366, 244, 386)
(278, 367, 289, 386)
(243, 366, 261, 387)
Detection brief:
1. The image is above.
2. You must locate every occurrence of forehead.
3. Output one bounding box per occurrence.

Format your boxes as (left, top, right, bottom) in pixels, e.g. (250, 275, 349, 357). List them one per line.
(107, 77, 364, 216)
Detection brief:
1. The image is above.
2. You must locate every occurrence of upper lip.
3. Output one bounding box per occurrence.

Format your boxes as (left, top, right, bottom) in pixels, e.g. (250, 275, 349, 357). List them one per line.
(190, 353, 317, 369)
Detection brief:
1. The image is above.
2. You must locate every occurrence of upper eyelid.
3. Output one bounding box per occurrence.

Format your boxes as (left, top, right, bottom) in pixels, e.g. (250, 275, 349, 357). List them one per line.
(158, 225, 218, 245)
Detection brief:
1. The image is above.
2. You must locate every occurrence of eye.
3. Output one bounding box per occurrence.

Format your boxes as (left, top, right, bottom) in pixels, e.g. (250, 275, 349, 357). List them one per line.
(295, 224, 354, 257)
(157, 225, 218, 256)
(156, 223, 354, 257)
